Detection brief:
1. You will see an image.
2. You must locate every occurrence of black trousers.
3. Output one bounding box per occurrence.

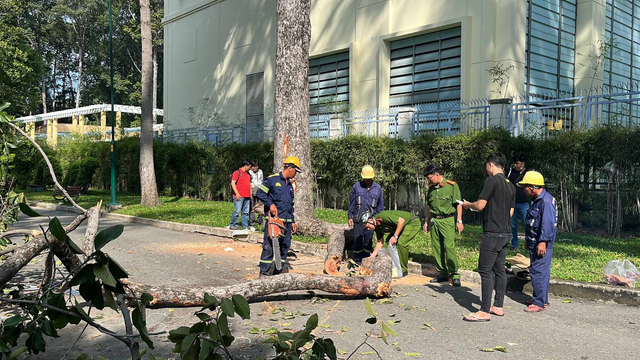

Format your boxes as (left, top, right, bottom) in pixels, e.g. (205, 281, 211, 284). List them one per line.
(250, 195, 263, 225)
(477, 232, 510, 313)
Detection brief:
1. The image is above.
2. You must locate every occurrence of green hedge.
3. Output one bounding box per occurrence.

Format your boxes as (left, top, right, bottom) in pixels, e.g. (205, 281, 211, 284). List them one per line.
(10, 127, 640, 230)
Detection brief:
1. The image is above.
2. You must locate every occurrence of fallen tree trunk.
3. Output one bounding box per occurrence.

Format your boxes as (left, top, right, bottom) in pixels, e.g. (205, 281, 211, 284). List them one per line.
(0, 212, 87, 288)
(127, 253, 392, 307)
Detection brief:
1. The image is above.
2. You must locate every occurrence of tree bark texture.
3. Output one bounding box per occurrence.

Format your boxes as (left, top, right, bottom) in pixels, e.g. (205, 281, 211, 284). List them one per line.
(0, 213, 87, 288)
(126, 254, 392, 307)
(83, 205, 101, 260)
(152, 47, 158, 125)
(139, 0, 160, 207)
(273, 0, 313, 220)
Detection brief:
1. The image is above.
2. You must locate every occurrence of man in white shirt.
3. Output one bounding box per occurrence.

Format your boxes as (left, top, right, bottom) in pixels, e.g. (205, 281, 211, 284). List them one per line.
(249, 160, 264, 226)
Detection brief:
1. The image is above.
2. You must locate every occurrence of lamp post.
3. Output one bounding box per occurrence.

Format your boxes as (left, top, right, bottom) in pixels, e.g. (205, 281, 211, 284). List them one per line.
(109, 0, 118, 206)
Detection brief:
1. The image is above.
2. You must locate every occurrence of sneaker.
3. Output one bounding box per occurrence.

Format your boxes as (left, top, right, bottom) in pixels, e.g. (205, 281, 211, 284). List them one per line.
(229, 226, 238, 230)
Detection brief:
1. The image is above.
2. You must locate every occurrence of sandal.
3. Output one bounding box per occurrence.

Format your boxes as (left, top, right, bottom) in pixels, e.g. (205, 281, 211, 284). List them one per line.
(490, 306, 504, 317)
(524, 304, 546, 313)
(463, 314, 491, 322)
(526, 299, 550, 306)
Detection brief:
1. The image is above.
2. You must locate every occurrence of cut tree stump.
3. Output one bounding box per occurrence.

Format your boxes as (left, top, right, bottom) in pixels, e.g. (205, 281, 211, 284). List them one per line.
(324, 228, 354, 275)
(126, 253, 392, 307)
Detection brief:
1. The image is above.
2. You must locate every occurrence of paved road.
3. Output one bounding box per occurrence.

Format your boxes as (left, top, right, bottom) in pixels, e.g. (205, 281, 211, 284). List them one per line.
(3, 209, 639, 359)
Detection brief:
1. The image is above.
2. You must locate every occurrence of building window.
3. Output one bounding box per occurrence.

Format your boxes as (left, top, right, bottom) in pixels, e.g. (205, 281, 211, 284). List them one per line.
(309, 51, 349, 121)
(525, 0, 577, 96)
(246, 72, 264, 143)
(389, 27, 461, 107)
(604, 0, 640, 126)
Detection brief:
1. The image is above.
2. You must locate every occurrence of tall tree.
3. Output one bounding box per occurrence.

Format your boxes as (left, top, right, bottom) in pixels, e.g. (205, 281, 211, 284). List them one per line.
(273, 0, 343, 237)
(51, 0, 103, 108)
(138, 0, 160, 207)
(0, 0, 43, 115)
(273, 0, 312, 221)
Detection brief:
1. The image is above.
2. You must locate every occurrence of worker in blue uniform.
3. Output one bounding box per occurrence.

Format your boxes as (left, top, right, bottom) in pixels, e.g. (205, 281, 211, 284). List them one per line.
(348, 165, 384, 265)
(256, 156, 301, 276)
(519, 171, 557, 312)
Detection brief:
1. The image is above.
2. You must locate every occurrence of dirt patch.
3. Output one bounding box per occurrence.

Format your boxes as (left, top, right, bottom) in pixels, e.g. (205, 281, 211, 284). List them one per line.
(159, 241, 263, 257)
(392, 274, 433, 286)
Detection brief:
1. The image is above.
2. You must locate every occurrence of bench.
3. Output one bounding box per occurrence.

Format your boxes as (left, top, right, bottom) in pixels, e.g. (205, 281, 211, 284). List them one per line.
(26, 184, 43, 192)
(53, 186, 82, 202)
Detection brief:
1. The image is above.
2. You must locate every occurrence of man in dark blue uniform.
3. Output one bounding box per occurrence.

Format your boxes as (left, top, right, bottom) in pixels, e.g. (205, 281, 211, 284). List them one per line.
(348, 165, 384, 265)
(256, 156, 301, 276)
(519, 171, 557, 312)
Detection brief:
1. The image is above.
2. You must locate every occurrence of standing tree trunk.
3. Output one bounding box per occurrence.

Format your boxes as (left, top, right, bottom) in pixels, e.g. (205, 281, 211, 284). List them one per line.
(273, 0, 350, 275)
(152, 47, 158, 125)
(75, 40, 84, 108)
(41, 75, 47, 113)
(273, 0, 313, 221)
(52, 56, 57, 111)
(139, 0, 160, 207)
(274, 0, 334, 233)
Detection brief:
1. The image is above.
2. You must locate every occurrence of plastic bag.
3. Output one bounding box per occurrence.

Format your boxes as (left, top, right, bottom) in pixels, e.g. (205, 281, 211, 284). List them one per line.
(380, 245, 403, 278)
(603, 260, 640, 287)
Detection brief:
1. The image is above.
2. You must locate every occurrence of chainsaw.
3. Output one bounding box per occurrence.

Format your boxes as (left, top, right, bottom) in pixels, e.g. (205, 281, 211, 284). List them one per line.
(268, 214, 288, 271)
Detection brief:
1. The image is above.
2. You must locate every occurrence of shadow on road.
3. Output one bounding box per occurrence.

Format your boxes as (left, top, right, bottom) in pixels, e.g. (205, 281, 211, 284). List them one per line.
(425, 283, 480, 313)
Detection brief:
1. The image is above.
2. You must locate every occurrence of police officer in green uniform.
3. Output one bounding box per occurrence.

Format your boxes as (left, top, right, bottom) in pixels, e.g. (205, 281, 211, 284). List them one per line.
(424, 165, 464, 286)
(361, 209, 421, 277)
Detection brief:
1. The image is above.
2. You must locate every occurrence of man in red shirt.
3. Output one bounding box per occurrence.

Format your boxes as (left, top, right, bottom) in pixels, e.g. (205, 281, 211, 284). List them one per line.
(228, 160, 253, 230)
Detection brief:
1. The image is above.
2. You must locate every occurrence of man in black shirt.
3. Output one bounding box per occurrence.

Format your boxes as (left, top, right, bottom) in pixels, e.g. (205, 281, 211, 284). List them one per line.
(506, 153, 529, 250)
(462, 152, 515, 322)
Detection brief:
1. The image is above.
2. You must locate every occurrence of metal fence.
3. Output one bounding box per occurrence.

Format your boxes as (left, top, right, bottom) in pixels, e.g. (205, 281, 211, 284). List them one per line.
(163, 84, 640, 146)
(341, 107, 399, 137)
(414, 99, 490, 135)
(509, 83, 640, 136)
(163, 101, 489, 145)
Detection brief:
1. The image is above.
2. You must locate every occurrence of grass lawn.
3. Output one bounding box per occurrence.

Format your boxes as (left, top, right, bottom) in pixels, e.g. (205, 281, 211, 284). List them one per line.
(23, 190, 640, 285)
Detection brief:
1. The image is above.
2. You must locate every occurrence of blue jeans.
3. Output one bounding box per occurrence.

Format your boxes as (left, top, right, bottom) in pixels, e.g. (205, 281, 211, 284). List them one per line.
(230, 197, 250, 229)
(511, 203, 529, 248)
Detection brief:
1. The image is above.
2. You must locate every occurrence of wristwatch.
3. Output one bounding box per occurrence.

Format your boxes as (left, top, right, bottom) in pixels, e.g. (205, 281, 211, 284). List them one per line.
(457, 220, 463, 224)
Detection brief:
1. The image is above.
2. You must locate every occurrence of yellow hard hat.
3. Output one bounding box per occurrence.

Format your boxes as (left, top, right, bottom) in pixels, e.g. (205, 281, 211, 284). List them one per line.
(361, 165, 375, 179)
(519, 171, 545, 187)
(284, 156, 302, 173)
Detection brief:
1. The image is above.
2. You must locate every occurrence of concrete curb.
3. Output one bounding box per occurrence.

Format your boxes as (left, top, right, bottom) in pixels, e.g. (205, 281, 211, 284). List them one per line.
(30, 201, 640, 306)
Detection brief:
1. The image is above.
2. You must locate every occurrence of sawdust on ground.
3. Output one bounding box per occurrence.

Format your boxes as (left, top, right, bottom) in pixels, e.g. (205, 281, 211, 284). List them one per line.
(159, 240, 263, 257)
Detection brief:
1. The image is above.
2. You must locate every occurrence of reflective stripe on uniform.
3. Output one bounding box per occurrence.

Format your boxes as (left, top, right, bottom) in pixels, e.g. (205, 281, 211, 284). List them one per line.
(281, 218, 294, 222)
(260, 260, 273, 264)
(259, 185, 270, 193)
